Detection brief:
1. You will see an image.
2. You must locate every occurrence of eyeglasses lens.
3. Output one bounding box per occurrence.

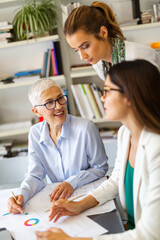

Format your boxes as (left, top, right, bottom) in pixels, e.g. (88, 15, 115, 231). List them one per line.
(46, 96, 67, 110)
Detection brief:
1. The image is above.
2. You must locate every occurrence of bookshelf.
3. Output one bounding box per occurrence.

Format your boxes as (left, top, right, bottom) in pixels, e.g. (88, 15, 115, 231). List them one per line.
(1, 0, 160, 143)
(0, 125, 30, 138)
(0, 75, 65, 90)
(0, 2, 66, 144)
(70, 67, 97, 78)
(0, 35, 59, 49)
(121, 21, 160, 31)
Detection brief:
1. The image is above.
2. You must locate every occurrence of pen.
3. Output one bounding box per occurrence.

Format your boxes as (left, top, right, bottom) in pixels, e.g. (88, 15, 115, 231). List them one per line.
(45, 194, 85, 213)
(11, 191, 23, 214)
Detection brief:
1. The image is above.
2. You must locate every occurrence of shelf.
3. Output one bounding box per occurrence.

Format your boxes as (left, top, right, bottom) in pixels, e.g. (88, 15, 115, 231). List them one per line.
(0, 0, 16, 3)
(71, 68, 97, 78)
(91, 118, 121, 128)
(121, 21, 160, 32)
(0, 75, 66, 90)
(0, 35, 59, 49)
(0, 120, 32, 138)
(0, 127, 30, 138)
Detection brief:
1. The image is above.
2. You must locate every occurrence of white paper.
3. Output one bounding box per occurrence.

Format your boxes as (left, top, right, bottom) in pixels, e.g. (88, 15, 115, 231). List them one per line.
(0, 178, 115, 239)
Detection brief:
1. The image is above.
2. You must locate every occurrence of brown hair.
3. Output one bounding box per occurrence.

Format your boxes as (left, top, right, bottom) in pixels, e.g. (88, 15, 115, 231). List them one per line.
(108, 60, 160, 133)
(64, 1, 124, 41)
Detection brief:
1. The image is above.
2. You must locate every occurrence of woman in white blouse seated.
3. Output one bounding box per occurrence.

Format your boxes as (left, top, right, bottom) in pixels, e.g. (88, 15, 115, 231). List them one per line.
(36, 59, 160, 240)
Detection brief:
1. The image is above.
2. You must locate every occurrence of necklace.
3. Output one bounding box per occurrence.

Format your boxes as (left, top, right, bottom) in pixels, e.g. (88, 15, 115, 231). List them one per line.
(102, 38, 125, 79)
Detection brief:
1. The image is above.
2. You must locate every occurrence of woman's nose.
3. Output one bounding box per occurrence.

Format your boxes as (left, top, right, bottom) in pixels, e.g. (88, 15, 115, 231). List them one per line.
(101, 95, 105, 102)
(78, 50, 87, 60)
(54, 100, 61, 109)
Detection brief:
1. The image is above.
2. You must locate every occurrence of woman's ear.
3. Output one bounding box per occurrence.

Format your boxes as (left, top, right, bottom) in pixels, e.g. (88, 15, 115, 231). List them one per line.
(124, 97, 132, 107)
(32, 107, 43, 117)
(99, 26, 108, 39)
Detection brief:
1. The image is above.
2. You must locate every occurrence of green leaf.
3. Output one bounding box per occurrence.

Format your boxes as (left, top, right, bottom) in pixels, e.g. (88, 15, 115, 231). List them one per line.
(12, 0, 60, 40)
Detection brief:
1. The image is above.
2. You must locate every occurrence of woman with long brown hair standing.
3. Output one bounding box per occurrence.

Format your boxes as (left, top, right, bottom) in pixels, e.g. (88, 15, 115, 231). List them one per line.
(64, 1, 160, 80)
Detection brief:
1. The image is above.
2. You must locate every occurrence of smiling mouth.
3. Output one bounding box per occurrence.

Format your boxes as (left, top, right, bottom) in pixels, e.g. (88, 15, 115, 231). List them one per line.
(54, 111, 64, 116)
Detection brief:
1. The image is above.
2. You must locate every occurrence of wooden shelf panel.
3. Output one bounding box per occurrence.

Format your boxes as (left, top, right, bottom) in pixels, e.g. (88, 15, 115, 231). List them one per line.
(71, 68, 97, 78)
(91, 118, 121, 128)
(0, 127, 30, 138)
(0, 75, 66, 90)
(0, 35, 59, 49)
(121, 22, 160, 32)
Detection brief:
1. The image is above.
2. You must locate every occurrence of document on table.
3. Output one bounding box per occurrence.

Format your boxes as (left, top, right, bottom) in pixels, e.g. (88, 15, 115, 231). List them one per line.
(0, 177, 116, 240)
(29, 176, 116, 217)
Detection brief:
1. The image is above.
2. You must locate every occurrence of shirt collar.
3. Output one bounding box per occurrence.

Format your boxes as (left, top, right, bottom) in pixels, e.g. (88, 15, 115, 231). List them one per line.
(61, 114, 70, 139)
(39, 115, 70, 144)
(39, 120, 50, 144)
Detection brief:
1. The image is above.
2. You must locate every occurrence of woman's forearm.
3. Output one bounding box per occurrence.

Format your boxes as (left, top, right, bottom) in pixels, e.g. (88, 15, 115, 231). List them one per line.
(79, 195, 99, 213)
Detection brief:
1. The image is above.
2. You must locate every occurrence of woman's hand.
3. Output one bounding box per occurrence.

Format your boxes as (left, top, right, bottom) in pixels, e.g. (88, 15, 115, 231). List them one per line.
(49, 199, 82, 222)
(36, 228, 71, 240)
(7, 195, 24, 214)
(36, 228, 92, 240)
(49, 182, 74, 202)
(49, 195, 99, 222)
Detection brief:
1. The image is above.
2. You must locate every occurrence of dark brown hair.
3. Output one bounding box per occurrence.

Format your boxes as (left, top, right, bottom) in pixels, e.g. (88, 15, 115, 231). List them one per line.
(108, 59, 160, 133)
(64, 1, 124, 41)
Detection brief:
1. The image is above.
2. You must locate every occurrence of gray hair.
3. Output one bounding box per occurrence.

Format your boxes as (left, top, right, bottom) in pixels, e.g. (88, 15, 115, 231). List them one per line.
(28, 78, 62, 107)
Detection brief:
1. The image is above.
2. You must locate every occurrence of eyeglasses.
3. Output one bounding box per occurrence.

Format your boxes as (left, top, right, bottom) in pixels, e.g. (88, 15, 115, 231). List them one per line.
(101, 86, 123, 97)
(35, 95, 67, 110)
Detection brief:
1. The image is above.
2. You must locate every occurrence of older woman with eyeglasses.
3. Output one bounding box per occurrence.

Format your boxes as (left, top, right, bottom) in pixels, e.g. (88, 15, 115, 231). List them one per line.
(36, 60, 160, 240)
(7, 78, 108, 214)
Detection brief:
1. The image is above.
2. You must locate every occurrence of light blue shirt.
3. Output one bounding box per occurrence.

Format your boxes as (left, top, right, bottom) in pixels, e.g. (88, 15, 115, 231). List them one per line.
(17, 115, 108, 203)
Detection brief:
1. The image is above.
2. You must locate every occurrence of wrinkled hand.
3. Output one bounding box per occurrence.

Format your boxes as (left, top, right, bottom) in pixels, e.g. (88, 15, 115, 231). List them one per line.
(36, 228, 71, 240)
(49, 182, 73, 202)
(7, 195, 24, 214)
(49, 199, 82, 222)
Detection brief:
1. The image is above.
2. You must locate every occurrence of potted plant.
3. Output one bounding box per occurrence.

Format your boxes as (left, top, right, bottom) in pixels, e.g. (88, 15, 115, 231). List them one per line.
(13, 0, 59, 40)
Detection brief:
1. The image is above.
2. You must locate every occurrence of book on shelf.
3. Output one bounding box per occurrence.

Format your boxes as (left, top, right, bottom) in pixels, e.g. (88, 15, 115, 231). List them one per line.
(71, 84, 86, 118)
(44, 49, 50, 77)
(0, 32, 12, 39)
(90, 83, 105, 118)
(83, 84, 102, 119)
(71, 83, 105, 119)
(41, 51, 47, 77)
(71, 84, 95, 119)
(50, 48, 58, 76)
(52, 41, 63, 75)
(0, 24, 13, 31)
(14, 69, 41, 77)
(53, 43, 59, 75)
(0, 21, 9, 27)
(41, 42, 63, 78)
(46, 49, 51, 77)
(0, 141, 13, 157)
(79, 84, 95, 119)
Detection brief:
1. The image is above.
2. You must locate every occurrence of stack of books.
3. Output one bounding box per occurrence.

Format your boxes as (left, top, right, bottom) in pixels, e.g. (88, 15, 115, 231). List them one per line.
(41, 41, 63, 78)
(71, 83, 105, 119)
(141, 11, 153, 24)
(61, 2, 80, 26)
(0, 21, 13, 46)
(0, 141, 12, 159)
